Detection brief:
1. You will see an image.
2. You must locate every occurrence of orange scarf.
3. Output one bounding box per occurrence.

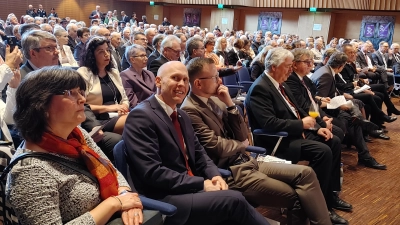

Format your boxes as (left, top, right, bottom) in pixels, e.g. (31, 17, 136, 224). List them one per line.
(37, 127, 119, 200)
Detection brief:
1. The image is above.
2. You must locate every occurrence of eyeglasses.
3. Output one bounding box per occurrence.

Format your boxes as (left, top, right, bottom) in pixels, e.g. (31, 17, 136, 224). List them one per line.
(135, 38, 148, 42)
(55, 89, 86, 99)
(198, 73, 220, 82)
(34, 45, 59, 53)
(296, 60, 314, 66)
(196, 47, 206, 50)
(166, 47, 181, 54)
(132, 54, 147, 58)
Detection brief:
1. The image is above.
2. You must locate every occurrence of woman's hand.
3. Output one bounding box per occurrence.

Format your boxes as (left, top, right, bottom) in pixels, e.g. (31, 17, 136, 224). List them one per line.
(121, 208, 143, 225)
(108, 104, 129, 114)
(5, 45, 23, 70)
(8, 69, 21, 88)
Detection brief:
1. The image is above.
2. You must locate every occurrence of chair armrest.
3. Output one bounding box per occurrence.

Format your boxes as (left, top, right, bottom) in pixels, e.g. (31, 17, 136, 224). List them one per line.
(140, 195, 177, 216)
(238, 81, 253, 85)
(225, 85, 244, 89)
(245, 146, 266, 154)
(218, 168, 231, 178)
(253, 129, 288, 137)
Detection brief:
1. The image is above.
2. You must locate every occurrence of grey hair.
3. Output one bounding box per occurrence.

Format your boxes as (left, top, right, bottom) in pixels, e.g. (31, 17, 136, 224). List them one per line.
(291, 48, 313, 62)
(125, 44, 146, 66)
(53, 27, 67, 37)
(265, 48, 294, 72)
(90, 26, 99, 36)
(160, 35, 181, 52)
(186, 37, 202, 56)
(322, 48, 339, 60)
(327, 52, 348, 68)
(144, 27, 156, 36)
(66, 23, 77, 31)
(22, 30, 57, 60)
(214, 37, 227, 52)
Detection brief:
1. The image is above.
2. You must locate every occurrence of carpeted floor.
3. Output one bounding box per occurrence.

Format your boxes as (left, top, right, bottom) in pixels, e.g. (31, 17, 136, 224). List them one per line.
(257, 99, 400, 225)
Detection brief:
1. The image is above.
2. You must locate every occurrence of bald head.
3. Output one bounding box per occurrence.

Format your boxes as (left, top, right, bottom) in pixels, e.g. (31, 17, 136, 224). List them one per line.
(156, 61, 189, 109)
(95, 28, 111, 39)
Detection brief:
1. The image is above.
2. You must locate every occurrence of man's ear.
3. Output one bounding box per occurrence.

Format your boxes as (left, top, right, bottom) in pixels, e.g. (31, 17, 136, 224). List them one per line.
(193, 79, 201, 89)
(155, 76, 161, 88)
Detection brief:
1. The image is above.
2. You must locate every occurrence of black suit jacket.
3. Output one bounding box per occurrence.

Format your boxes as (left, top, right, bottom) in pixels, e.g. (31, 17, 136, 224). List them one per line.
(111, 46, 123, 72)
(74, 42, 85, 62)
(310, 65, 340, 98)
(147, 50, 160, 68)
(227, 49, 239, 66)
(356, 51, 370, 68)
(121, 15, 130, 23)
(250, 61, 264, 81)
(123, 95, 220, 199)
(67, 36, 77, 53)
(372, 51, 393, 69)
(38, 9, 47, 17)
(4, 25, 13, 36)
(146, 44, 154, 57)
(335, 63, 357, 94)
(89, 10, 105, 21)
(148, 55, 169, 76)
(215, 50, 229, 67)
(245, 73, 320, 163)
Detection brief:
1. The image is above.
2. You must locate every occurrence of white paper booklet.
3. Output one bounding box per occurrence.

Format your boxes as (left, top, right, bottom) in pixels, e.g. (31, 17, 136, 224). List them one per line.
(327, 95, 347, 109)
(353, 84, 370, 94)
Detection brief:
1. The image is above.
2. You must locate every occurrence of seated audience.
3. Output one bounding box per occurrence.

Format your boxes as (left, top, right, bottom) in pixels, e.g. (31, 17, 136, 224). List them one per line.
(123, 61, 270, 225)
(245, 48, 348, 224)
(66, 23, 78, 53)
(109, 32, 123, 72)
(204, 38, 221, 67)
(249, 46, 273, 80)
(54, 28, 78, 67)
(356, 42, 389, 86)
(144, 28, 156, 57)
(148, 35, 181, 76)
(181, 57, 332, 225)
(74, 27, 90, 62)
(7, 67, 143, 225)
(77, 36, 129, 135)
(120, 44, 156, 108)
(371, 41, 395, 90)
(391, 43, 400, 74)
(147, 34, 165, 68)
(214, 37, 230, 67)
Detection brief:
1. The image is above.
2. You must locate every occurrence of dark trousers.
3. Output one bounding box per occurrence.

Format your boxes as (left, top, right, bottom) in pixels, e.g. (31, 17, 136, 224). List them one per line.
(353, 92, 384, 124)
(162, 190, 270, 225)
(96, 132, 122, 161)
(370, 83, 397, 113)
(304, 132, 342, 209)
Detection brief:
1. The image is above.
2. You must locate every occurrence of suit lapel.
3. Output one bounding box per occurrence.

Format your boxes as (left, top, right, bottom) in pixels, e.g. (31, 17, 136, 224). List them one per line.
(189, 93, 225, 133)
(262, 74, 298, 118)
(130, 67, 153, 91)
(149, 96, 188, 160)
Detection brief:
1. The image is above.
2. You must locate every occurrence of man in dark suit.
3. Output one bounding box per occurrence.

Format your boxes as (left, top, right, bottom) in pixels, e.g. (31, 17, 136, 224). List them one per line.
(146, 34, 164, 68)
(148, 35, 181, 76)
(66, 23, 78, 53)
(144, 28, 156, 57)
(89, 5, 105, 22)
(340, 44, 399, 122)
(245, 48, 348, 224)
(391, 43, 400, 75)
(295, 50, 386, 170)
(181, 57, 332, 225)
(120, 11, 130, 23)
(110, 32, 124, 72)
(356, 42, 388, 85)
(371, 41, 395, 88)
(123, 61, 270, 225)
(121, 32, 148, 70)
(37, 4, 47, 18)
(20, 30, 60, 79)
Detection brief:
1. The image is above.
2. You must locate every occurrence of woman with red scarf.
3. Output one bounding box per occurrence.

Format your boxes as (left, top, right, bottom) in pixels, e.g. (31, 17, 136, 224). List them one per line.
(6, 67, 143, 225)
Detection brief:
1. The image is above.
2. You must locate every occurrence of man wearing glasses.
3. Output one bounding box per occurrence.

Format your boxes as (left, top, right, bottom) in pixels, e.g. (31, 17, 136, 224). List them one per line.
(181, 57, 332, 225)
(148, 35, 181, 76)
(20, 30, 60, 79)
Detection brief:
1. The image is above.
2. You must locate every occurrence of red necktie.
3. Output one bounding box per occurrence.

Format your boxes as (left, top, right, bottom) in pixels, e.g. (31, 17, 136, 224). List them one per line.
(170, 111, 194, 176)
(279, 84, 301, 119)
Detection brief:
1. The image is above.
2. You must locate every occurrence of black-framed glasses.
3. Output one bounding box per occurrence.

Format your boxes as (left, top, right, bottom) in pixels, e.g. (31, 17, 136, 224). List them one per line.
(198, 73, 220, 82)
(55, 89, 86, 99)
(34, 45, 59, 52)
(132, 54, 147, 58)
(296, 60, 314, 66)
(166, 47, 181, 54)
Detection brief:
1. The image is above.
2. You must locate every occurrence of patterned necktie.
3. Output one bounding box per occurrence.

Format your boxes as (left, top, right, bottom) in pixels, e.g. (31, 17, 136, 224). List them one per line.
(207, 98, 223, 119)
(300, 79, 316, 105)
(279, 84, 300, 119)
(170, 111, 194, 176)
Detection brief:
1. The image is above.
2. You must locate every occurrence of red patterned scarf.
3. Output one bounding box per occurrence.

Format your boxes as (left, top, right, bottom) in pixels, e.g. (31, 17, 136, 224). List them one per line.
(37, 127, 119, 200)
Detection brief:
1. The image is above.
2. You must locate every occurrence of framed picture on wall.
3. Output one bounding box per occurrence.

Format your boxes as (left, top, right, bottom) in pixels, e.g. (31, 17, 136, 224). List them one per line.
(378, 23, 389, 38)
(183, 8, 201, 27)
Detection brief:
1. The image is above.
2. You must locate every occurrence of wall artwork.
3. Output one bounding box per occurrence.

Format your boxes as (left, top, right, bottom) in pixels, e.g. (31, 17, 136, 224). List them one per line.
(359, 16, 395, 49)
(257, 12, 282, 35)
(183, 8, 201, 27)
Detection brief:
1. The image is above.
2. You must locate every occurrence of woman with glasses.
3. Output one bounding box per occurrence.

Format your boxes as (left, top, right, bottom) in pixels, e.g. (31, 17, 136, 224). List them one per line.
(204, 38, 222, 68)
(120, 44, 156, 108)
(6, 67, 144, 225)
(54, 27, 78, 67)
(78, 36, 129, 135)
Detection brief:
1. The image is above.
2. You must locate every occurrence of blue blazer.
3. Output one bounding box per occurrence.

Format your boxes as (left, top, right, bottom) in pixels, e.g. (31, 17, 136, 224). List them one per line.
(123, 95, 220, 199)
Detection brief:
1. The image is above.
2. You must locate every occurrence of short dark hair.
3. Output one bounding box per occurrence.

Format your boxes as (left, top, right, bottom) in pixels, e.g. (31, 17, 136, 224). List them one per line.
(186, 37, 202, 56)
(327, 52, 348, 68)
(186, 57, 215, 83)
(14, 67, 87, 143)
(80, 36, 114, 74)
(77, 27, 90, 38)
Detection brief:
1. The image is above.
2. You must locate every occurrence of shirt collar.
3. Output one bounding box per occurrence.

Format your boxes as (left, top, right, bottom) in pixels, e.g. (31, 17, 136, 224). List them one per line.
(265, 71, 280, 90)
(328, 66, 336, 77)
(27, 60, 40, 70)
(155, 94, 175, 117)
(294, 72, 303, 81)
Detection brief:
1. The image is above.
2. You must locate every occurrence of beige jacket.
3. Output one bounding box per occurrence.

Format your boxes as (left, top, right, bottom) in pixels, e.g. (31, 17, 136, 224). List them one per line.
(77, 67, 129, 107)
